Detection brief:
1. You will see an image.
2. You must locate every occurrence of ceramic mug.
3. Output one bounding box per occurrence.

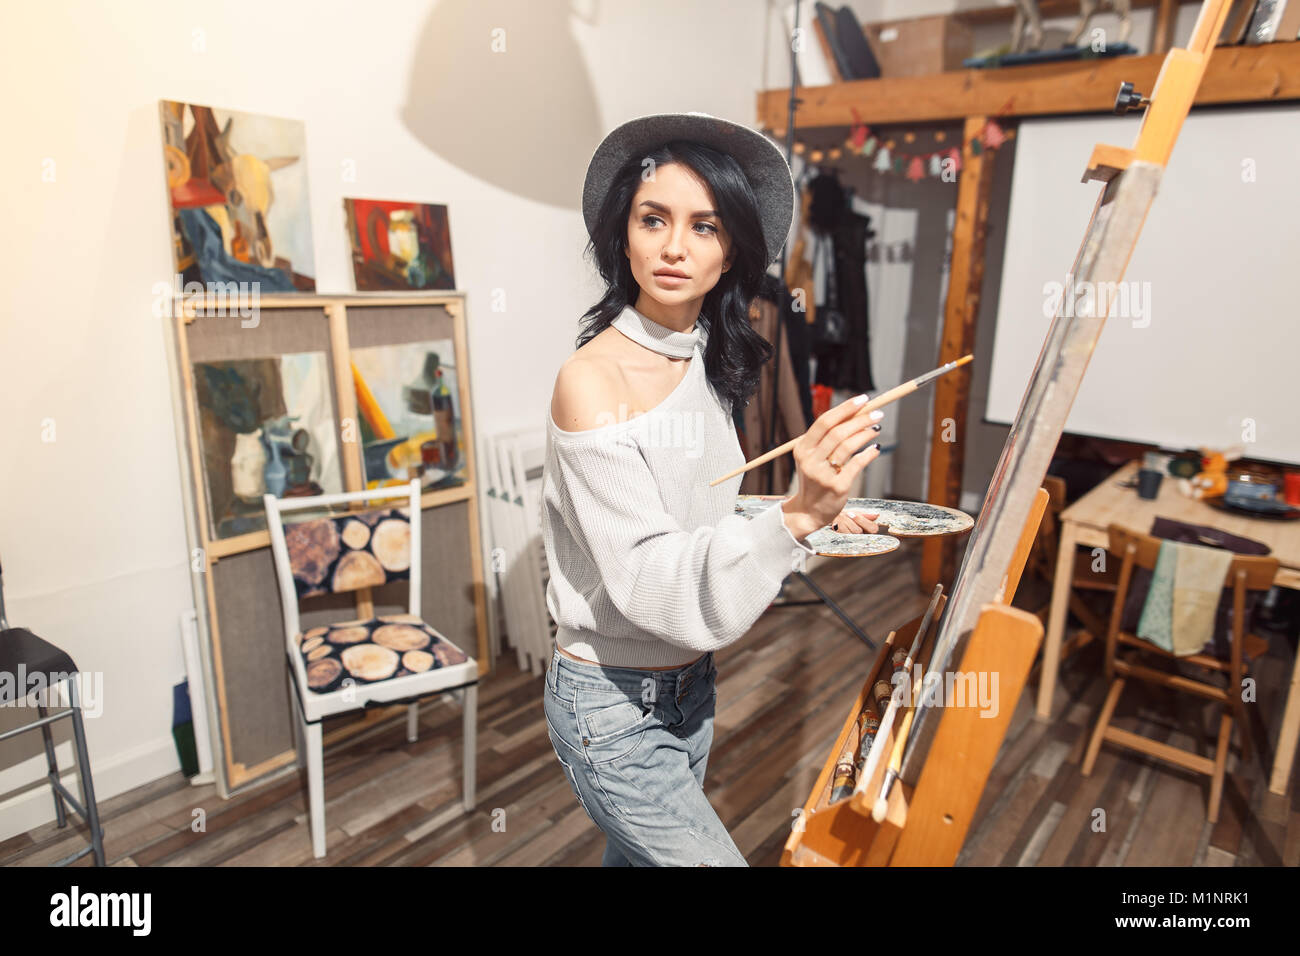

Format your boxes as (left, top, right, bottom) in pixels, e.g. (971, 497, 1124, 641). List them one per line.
(1136, 468, 1163, 500)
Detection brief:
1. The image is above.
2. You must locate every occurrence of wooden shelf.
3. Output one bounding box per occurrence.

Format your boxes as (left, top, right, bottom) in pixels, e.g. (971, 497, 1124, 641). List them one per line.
(757, 41, 1300, 129)
(953, 0, 1186, 26)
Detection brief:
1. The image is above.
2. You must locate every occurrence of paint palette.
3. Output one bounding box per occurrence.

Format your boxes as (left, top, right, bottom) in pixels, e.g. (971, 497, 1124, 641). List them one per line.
(734, 495, 899, 558)
(840, 497, 974, 537)
(736, 495, 973, 537)
(735, 494, 973, 557)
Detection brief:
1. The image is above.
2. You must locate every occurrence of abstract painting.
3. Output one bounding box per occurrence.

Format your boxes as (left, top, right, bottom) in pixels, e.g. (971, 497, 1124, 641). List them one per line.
(192, 351, 340, 540)
(344, 199, 455, 291)
(349, 340, 466, 491)
(160, 100, 316, 292)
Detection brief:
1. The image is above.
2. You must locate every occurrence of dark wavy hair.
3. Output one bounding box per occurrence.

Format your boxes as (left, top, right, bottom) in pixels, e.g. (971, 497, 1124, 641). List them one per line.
(576, 139, 774, 412)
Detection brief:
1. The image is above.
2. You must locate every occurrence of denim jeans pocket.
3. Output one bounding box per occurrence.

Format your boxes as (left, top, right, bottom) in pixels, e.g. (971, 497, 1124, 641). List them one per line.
(580, 696, 655, 764)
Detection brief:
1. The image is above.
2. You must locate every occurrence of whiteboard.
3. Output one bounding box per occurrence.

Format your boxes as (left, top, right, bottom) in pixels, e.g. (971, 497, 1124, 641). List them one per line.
(987, 106, 1300, 466)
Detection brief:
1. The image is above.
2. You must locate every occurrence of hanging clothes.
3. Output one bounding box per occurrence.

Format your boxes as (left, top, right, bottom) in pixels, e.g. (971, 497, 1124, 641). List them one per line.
(805, 169, 876, 396)
(756, 272, 814, 429)
(827, 209, 877, 394)
(738, 290, 807, 496)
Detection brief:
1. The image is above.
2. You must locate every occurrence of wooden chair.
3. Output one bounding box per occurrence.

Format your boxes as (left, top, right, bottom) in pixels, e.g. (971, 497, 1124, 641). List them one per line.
(1080, 523, 1278, 822)
(264, 479, 478, 858)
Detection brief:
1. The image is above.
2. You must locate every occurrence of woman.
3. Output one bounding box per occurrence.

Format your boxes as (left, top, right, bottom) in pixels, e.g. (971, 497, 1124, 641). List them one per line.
(540, 112, 886, 866)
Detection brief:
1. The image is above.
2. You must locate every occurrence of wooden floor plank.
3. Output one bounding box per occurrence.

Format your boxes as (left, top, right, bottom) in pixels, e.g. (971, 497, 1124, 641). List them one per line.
(7, 540, 1293, 868)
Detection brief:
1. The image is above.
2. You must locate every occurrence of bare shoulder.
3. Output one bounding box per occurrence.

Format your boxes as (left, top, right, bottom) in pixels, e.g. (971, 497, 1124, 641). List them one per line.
(550, 345, 626, 433)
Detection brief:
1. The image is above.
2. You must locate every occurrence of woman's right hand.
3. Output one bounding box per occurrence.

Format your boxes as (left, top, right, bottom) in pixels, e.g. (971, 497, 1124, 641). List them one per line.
(780, 393, 884, 541)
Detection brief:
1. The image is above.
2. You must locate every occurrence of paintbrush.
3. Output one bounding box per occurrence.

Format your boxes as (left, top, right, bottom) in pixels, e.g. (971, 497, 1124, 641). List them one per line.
(871, 583, 943, 821)
(872, 708, 915, 823)
(852, 584, 943, 804)
(708, 355, 973, 487)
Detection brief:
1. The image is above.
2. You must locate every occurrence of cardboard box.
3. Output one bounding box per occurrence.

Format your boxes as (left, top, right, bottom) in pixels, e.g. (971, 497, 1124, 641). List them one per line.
(865, 15, 973, 77)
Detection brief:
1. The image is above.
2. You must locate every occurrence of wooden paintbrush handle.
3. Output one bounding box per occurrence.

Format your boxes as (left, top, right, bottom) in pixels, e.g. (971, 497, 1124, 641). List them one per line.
(708, 381, 916, 487)
(708, 355, 971, 487)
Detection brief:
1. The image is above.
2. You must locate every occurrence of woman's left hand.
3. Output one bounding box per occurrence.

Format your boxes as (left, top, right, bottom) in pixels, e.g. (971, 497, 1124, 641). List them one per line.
(829, 509, 880, 534)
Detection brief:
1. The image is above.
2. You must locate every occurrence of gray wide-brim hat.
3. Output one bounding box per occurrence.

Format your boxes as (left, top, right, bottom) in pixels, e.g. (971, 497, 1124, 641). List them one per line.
(582, 111, 796, 268)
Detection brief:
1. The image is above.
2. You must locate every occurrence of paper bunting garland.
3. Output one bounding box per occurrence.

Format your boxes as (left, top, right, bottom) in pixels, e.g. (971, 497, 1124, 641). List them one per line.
(819, 117, 1012, 181)
(982, 118, 1007, 150)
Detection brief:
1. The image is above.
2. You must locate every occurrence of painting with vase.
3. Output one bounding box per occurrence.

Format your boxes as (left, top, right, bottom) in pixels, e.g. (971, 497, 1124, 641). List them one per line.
(192, 352, 341, 539)
(343, 199, 455, 292)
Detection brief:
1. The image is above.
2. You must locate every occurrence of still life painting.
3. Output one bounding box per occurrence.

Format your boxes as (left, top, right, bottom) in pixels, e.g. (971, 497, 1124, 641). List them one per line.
(350, 340, 467, 492)
(160, 100, 316, 292)
(344, 199, 455, 291)
(192, 351, 341, 539)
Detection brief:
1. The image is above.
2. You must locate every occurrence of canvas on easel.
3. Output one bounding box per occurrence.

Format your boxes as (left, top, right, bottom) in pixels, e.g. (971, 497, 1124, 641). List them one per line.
(899, 0, 1235, 791)
(784, 0, 1235, 866)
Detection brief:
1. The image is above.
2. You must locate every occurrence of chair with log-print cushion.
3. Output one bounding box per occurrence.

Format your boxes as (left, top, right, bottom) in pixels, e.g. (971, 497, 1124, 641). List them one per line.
(264, 479, 477, 859)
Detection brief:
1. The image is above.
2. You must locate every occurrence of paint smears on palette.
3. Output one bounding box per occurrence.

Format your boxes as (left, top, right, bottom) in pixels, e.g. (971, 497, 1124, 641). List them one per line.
(734, 495, 900, 558)
(737, 494, 972, 550)
(842, 497, 974, 536)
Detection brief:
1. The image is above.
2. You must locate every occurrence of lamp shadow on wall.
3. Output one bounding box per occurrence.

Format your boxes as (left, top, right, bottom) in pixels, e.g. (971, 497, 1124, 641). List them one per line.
(401, 0, 603, 210)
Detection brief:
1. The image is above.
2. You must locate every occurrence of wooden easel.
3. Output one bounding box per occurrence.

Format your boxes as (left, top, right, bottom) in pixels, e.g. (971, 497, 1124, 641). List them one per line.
(783, 0, 1232, 866)
(782, 488, 1047, 867)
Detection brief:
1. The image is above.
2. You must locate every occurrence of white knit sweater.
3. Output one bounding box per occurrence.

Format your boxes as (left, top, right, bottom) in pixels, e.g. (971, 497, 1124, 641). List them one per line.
(540, 305, 815, 668)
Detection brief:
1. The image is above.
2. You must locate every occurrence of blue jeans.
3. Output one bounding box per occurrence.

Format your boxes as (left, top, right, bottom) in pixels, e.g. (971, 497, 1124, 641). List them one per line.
(543, 647, 748, 866)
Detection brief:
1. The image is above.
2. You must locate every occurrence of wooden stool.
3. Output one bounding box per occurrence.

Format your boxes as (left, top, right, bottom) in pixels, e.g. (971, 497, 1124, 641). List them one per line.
(1080, 523, 1278, 822)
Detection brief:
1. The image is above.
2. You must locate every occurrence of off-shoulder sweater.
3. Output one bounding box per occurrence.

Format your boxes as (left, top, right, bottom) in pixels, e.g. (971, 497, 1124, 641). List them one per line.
(540, 304, 815, 668)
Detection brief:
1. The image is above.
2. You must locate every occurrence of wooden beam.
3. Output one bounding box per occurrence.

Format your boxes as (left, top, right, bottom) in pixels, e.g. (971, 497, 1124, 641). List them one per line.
(921, 115, 993, 594)
(758, 42, 1300, 130)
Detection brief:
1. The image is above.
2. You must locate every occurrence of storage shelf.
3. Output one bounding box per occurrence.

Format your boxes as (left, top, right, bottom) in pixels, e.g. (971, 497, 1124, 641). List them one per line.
(757, 41, 1300, 129)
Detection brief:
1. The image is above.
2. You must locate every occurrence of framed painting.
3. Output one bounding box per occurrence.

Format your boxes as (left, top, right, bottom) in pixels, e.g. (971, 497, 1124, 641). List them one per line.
(192, 351, 341, 540)
(159, 100, 316, 292)
(344, 199, 455, 291)
(349, 339, 468, 492)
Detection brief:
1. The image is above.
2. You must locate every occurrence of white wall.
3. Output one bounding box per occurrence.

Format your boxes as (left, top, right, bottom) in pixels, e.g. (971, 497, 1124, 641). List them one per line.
(0, 0, 804, 841)
(989, 106, 1300, 465)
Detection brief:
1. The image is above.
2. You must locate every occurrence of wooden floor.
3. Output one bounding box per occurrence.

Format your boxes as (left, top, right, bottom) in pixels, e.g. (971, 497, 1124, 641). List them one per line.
(3, 540, 1297, 867)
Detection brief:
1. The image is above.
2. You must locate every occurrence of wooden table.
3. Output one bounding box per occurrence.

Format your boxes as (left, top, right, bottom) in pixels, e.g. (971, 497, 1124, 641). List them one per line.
(1037, 459, 1300, 795)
